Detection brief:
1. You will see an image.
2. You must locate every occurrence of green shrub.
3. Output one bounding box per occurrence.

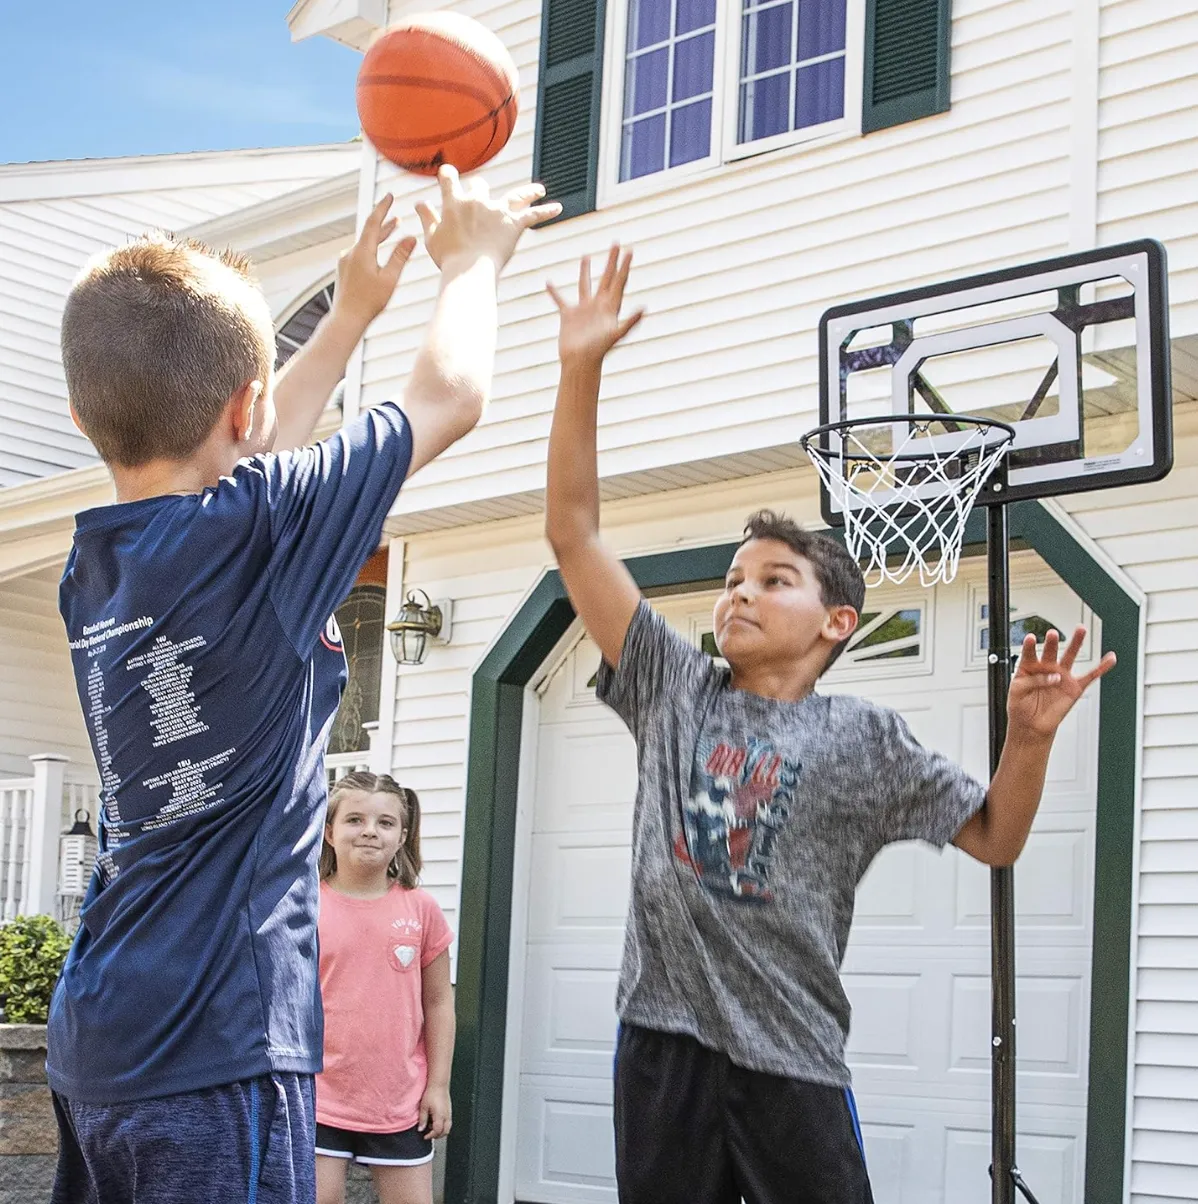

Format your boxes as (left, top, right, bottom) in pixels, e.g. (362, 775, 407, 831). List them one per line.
(0, 915, 71, 1024)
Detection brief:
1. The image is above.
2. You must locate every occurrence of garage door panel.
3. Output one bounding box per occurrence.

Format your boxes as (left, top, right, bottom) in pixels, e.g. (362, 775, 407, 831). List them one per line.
(948, 971, 1088, 1087)
(535, 721, 636, 834)
(953, 821, 1094, 934)
(943, 1122, 1081, 1204)
(515, 1079, 616, 1204)
(527, 833, 632, 941)
(521, 944, 621, 1079)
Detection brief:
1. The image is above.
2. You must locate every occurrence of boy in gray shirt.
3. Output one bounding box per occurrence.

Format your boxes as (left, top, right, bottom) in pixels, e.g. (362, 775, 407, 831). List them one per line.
(543, 248, 1116, 1204)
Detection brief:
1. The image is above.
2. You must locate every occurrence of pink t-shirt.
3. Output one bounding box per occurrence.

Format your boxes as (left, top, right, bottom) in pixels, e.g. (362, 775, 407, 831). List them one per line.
(316, 881, 454, 1133)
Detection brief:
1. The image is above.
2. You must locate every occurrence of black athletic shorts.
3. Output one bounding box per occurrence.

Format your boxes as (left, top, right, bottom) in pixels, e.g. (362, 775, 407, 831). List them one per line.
(614, 1025, 874, 1204)
(314, 1121, 433, 1166)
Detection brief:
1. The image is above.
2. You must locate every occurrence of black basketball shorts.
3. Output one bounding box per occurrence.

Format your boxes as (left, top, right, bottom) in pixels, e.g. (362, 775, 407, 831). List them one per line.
(614, 1024, 874, 1204)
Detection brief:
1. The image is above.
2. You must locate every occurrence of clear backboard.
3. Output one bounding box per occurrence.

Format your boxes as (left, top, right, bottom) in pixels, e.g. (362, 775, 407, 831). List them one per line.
(814, 239, 1173, 527)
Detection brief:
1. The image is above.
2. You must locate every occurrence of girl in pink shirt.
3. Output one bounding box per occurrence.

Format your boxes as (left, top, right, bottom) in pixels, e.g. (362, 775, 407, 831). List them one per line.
(315, 772, 455, 1204)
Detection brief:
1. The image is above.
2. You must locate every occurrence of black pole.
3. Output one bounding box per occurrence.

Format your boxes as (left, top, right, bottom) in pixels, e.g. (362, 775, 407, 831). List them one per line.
(987, 503, 1016, 1204)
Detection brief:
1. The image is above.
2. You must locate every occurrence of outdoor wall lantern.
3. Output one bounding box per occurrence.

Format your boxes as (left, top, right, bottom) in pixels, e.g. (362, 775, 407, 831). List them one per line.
(387, 589, 453, 666)
(59, 809, 98, 897)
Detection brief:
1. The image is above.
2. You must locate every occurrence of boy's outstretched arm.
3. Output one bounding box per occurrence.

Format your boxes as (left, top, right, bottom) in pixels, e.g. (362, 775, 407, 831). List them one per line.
(545, 247, 645, 669)
(272, 193, 416, 452)
(953, 628, 1116, 866)
(404, 168, 559, 477)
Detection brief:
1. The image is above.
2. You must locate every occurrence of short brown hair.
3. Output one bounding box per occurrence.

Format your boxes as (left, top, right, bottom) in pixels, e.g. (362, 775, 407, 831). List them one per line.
(61, 232, 274, 466)
(321, 772, 423, 889)
(740, 509, 866, 670)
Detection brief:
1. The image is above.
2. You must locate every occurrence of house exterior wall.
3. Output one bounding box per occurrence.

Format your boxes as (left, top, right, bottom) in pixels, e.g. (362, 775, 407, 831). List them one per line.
(346, 0, 1197, 534)
(0, 143, 360, 486)
(0, 566, 90, 778)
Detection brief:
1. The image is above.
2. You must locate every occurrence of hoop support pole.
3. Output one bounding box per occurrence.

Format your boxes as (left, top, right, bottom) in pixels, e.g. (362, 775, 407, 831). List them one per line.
(987, 504, 1019, 1204)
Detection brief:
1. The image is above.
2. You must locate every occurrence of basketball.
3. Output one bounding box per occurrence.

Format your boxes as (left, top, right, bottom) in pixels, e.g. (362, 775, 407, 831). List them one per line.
(356, 14, 519, 176)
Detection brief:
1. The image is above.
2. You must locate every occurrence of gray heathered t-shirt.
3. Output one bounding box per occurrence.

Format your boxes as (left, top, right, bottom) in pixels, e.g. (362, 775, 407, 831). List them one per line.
(595, 601, 987, 1087)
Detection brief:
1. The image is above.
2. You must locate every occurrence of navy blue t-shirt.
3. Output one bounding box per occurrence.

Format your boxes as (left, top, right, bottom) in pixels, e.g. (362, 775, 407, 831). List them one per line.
(47, 402, 413, 1104)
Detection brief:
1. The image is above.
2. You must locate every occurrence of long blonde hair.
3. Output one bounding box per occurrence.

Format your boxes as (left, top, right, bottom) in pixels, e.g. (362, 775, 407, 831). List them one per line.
(321, 772, 422, 888)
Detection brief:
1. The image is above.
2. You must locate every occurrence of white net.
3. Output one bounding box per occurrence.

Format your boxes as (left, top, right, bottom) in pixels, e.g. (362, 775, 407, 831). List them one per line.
(803, 418, 1014, 587)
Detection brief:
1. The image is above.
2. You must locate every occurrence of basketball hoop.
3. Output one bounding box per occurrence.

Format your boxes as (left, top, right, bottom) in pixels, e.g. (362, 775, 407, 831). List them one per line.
(801, 415, 1015, 587)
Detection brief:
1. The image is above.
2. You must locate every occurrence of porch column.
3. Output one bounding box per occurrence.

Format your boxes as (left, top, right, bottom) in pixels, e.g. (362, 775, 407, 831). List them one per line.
(26, 755, 67, 917)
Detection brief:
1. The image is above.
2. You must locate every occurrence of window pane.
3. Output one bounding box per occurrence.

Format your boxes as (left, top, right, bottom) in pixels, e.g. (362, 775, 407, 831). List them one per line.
(621, 113, 666, 179)
(739, 70, 790, 142)
(628, 0, 671, 49)
(741, 2, 794, 76)
(670, 98, 712, 166)
(673, 31, 715, 102)
(795, 55, 844, 127)
(797, 0, 846, 60)
(625, 46, 669, 114)
(676, 0, 716, 35)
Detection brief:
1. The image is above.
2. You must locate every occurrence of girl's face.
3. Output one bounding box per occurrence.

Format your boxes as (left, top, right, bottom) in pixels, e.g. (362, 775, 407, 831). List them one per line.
(326, 789, 406, 877)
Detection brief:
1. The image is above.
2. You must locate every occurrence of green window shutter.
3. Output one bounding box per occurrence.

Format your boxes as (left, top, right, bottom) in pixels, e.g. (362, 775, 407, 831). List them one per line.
(862, 0, 952, 134)
(532, 0, 607, 221)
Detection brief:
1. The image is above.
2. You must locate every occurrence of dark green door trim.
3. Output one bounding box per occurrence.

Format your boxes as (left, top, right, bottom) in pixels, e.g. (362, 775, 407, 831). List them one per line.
(445, 501, 1139, 1204)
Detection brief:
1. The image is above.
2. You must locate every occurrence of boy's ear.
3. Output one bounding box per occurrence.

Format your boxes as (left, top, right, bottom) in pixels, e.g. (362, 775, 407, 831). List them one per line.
(68, 401, 86, 436)
(824, 605, 859, 644)
(228, 380, 264, 444)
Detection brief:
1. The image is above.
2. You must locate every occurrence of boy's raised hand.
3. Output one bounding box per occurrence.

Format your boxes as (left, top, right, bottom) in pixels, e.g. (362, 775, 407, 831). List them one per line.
(547, 245, 645, 364)
(1006, 627, 1116, 738)
(331, 193, 418, 327)
(415, 165, 560, 272)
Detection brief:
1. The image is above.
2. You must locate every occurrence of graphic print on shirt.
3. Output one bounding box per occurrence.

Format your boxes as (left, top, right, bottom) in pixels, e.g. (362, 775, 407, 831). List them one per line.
(390, 916, 423, 972)
(69, 614, 239, 879)
(320, 614, 344, 653)
(676, 736, 799, 901)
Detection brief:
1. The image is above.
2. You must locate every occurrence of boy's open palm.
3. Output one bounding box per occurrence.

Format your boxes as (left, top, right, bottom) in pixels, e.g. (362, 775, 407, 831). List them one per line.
(416, 165, 560, 271)
(1007, 627, 1116, 738)
(548, 245, 644, 363)
(333, 193, 417, 326)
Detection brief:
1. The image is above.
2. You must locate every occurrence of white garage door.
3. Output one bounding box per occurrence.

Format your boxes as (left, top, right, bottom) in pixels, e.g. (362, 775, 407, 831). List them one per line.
(510, 552, 1099, 1204)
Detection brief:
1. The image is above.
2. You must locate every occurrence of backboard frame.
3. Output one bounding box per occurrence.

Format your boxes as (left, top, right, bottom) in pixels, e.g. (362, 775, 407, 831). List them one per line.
(816, 239, 1173, 527)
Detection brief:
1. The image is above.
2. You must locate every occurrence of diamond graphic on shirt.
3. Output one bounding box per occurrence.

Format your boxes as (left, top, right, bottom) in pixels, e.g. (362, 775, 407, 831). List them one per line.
(678, 737, 798, 902)
(141, 748, 235, 830)
(390, 943, 419, 972)
(127, 635, 210, 748)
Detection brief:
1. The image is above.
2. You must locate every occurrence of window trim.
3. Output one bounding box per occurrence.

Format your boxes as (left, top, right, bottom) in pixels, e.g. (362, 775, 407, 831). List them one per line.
(597, 0, 866, 207)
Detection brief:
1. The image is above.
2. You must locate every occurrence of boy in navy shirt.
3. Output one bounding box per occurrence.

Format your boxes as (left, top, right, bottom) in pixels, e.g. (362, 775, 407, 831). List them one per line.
(48, 167, 558, 1204)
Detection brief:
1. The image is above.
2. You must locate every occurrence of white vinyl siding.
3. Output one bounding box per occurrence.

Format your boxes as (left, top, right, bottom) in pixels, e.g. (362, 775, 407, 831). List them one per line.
(0, 144, 359, 486)
(0, 565, 90, 778)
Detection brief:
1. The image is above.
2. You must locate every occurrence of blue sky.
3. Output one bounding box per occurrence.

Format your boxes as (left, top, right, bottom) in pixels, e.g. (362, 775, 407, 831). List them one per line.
(0, 2, 363, 165)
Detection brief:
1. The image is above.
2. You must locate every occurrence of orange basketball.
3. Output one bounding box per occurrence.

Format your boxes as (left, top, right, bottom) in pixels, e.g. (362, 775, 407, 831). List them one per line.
(356, 14, 519, 176)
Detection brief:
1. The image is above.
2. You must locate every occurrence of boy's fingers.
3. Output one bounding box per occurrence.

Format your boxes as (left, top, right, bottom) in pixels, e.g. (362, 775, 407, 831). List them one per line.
(615, 248, 634, 296)
(1058, 625, 1086, 673)
(364, 193, 394, 238)
(380, 217, 398, 242)
(518, 201, 563, 228)
(414, 201, 438, 240)
(1015, 632, 1038, 671)
(599, 244, 621, 293)
(616, 309, 645, 341)
(546, 281, 566, 311)
(506, 182, 547, 211)
(385, 236, 418, 278)
(1077, 650, 1117, 690)
(578, 255, 592, 302)
(437, 164, 461, 206)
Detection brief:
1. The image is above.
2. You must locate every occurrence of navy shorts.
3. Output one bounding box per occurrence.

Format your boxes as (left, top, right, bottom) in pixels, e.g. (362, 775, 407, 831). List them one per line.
(315, 1121, 433, 1166)
(51, 1073, 315, 1204)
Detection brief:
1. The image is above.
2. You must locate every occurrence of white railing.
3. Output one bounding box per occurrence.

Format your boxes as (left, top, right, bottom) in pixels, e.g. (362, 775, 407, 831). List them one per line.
(325, 721, 383, 788)
(0, 755, 101, 922)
